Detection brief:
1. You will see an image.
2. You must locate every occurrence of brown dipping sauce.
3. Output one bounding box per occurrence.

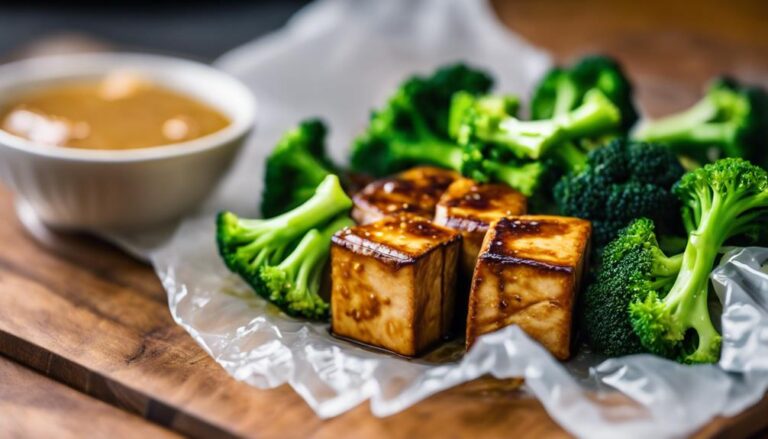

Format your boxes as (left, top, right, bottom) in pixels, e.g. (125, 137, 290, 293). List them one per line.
(0, 71, 231, 150)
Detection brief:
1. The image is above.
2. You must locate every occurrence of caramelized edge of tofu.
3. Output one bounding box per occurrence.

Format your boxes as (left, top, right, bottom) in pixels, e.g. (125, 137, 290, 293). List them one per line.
(331, 215, 462, 268)
(434, 179, 527, 234)
(352, 166, 459, 222)
(480, 215, 591, 270)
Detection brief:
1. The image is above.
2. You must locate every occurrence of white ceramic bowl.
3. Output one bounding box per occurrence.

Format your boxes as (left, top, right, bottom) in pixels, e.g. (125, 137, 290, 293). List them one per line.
(0, 53, 255, 231)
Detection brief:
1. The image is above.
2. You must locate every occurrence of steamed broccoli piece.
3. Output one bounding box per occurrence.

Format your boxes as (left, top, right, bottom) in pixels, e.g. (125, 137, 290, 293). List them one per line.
(531, 55, 638, 132)
(468, 88, 621, 161)
(448, 91, 520, 139)
(217, 175, 352, 319)
(451, 88, 619, 197)
(350, 63, 493, 176)
(456, 103, 548, 197)
(554, 140, 685, 246)
(582, 218, 683, 356)
(633, 77, 768, 165)
(629, 158, 768, 363)
(259, 215, 353, 319)
(460, 142, 547, 197)
(261, 119, 338, 218)
(531, 56, 638, 173)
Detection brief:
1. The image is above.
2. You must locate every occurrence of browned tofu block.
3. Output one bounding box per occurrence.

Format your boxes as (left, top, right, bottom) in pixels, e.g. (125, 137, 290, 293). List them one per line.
(434, 178, 527, 278)
(466, 216, 591, 360)
(331, 215, 461, 356)
(352, 166, 459, 224)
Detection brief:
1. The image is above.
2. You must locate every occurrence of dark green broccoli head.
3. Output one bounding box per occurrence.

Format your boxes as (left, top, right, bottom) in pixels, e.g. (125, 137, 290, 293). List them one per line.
(633, 77, 768, 165)
(582, 218, 682, 356)
(531, 55, 638, 132)
(404, 63, 494, 137)
(261, 119, 338, 218)
(350, 63, 493, 176)
(554, 139, 685, 246)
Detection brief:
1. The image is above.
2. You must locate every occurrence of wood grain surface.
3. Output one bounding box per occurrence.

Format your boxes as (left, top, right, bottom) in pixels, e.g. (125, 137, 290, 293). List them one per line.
(1, 1, 768, 438)
(0, 355, 179, 439)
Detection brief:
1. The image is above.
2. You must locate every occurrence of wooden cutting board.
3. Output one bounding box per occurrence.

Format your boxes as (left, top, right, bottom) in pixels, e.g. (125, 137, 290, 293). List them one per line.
(0, 355, 180, 439)
(2, 1, 768, 437)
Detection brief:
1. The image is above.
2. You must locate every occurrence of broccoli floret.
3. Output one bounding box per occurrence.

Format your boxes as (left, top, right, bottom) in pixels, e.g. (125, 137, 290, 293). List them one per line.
(632, 77, 768, 165)
(582, 218, 683, 356)
(531, 55, 638, 173)
(350, 63, 493, 176)
(448, 91, 520, 139)
(451, 88, 618, 197)
(261, 119, 338, 218)
(461, 143, 547, 197)
(554, 140, 685, 246)
(259, 215, 353, 319)
(468, 88, 621, 161)
(531, 55, 638, 132)
(457, 105, 548, 197)
(217, 175, 352, 319)
(628, 158, 768, 363)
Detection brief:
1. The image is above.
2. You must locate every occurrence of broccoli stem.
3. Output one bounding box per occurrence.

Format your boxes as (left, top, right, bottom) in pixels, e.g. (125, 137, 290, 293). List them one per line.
(480, 89, 620, 160)
(449, 91, 480, 139)
(548, 79, 589, 172)
(291, 152, 334, 184)
(262, 215, 353, 319)
(656, 266, 720, 364)
(554, 89, 622, 138)
(275, 215, 353, 281)
(550, 141, 588, 171)
(260, 175, 351, 239)
(489, 118, 560, 159)
(225, 175, 350, 267)
(651, 245, 684, 274)
(632, 97, 721, 144)
(658, 189, 731, 363)
(276, 229, 326, 292)
(483, 161, 544, 197)
(390, 138, 465, 171)
(553, 75, 579, 116)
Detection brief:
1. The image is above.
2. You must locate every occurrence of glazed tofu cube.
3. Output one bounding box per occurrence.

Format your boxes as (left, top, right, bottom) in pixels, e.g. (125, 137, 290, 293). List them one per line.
(352, 166, 459, 224)
(466, 216, 591, 360)
(434, 178, 527, 278)
(331, 215, 461, 356)
(434, 179, 527, 333)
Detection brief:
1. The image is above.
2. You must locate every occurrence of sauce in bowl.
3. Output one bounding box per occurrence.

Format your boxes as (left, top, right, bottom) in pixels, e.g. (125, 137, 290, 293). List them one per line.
(0, 71, 231, 150)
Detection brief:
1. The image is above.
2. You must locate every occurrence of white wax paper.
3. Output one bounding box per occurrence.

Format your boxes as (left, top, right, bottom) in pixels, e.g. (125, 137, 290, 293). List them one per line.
(110, 1, 768, 437)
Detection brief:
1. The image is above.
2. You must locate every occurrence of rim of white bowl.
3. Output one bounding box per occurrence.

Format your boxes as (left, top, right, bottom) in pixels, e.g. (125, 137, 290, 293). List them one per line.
(0, 52, 256, 163)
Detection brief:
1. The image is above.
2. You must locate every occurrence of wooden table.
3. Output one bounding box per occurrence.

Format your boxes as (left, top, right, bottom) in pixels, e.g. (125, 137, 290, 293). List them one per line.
(2, 1, 768, 437)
